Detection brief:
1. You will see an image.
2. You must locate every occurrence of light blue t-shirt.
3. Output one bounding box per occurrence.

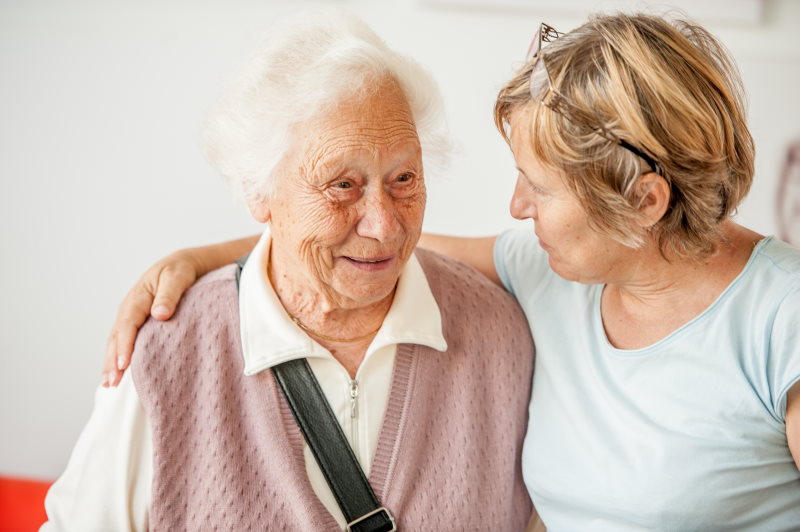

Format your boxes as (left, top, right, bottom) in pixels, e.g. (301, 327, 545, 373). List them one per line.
(495, 229, 800, 531)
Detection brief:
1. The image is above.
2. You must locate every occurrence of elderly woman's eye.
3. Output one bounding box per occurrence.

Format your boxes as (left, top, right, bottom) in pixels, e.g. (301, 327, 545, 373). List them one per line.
(325, 179, 361, 203)
(389, 172, 419, 199)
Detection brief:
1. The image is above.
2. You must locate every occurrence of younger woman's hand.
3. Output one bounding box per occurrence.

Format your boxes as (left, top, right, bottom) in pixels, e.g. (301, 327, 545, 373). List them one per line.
(102, 251, 199, 387)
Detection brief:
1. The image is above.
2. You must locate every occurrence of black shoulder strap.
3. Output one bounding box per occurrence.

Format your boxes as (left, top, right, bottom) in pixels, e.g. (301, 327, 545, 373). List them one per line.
(272, 360, 396, 532)
(235, 255, 396, 532)
(234, 253, 249, 286)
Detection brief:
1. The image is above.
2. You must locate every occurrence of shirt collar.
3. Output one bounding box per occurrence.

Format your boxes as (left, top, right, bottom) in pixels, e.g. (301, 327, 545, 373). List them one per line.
(239, 227, 447, 376)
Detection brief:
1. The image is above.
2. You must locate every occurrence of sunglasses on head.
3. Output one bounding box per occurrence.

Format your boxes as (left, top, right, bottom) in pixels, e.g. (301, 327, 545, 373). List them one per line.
(526, 22, 663, 177)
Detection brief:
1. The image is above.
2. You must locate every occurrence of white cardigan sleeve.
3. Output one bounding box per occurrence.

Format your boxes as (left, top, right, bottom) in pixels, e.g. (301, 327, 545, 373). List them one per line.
(41, 371, 152, 532)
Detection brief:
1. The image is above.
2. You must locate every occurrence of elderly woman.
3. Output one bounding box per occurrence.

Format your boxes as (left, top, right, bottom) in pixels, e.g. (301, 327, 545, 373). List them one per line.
(106, 12, 800, 530)
(43, 10, 535, 531)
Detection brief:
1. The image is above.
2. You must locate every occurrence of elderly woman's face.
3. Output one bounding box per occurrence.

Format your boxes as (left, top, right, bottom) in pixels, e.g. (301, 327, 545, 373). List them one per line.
(258, 79, 425, 310)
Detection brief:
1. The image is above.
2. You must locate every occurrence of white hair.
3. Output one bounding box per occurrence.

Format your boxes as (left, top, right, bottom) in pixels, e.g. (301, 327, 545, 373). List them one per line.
(202, 8, 451, 201)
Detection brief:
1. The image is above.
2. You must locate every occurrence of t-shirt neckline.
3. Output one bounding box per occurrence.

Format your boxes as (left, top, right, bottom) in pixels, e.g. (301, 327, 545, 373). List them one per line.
(593, 236, 773, 356)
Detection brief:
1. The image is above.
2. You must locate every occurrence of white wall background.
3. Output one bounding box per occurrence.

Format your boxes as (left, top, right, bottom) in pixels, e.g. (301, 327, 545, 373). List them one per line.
(1, 0, 798, 481)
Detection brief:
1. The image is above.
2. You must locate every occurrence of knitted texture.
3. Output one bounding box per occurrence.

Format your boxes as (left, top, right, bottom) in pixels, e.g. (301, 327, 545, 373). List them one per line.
(132, 248, 534, 531)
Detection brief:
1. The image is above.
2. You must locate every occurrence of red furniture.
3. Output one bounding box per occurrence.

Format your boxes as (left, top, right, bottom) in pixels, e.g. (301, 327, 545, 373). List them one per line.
(0, 476, 52, 532)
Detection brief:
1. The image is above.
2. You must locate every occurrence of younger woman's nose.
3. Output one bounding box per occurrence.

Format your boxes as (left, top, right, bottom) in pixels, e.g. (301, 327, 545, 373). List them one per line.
(509, 177, 538, 221)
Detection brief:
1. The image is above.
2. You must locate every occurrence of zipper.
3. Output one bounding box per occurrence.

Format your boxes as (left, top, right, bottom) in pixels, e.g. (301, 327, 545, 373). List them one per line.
(349, 378, 359, 458)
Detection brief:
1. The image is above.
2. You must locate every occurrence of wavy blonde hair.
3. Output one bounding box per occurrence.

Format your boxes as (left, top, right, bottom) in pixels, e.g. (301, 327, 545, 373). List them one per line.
(495, 13, 754, 259)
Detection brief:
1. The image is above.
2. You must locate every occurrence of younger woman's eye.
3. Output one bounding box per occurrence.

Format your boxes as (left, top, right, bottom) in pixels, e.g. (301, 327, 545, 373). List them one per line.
(524, 176, 545, 195)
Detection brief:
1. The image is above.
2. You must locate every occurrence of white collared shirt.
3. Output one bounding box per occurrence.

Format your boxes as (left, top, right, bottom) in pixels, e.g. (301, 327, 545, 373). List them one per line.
(239, 229, 447, 527)
(42, 227, 447, 531)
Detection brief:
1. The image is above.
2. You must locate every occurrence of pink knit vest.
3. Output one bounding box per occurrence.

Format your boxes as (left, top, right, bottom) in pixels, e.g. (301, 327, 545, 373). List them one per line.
(132, 248, 534, 531)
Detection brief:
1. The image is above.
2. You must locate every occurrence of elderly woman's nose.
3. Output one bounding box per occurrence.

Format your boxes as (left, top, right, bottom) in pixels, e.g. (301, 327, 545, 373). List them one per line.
(510, 178, 537, 221)
(355, 190, 402, 241)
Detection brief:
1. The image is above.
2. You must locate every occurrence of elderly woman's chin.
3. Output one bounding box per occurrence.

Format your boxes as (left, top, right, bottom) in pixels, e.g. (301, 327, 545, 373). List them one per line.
(329, 274, 398, 309)
(326, 243, 418, 309)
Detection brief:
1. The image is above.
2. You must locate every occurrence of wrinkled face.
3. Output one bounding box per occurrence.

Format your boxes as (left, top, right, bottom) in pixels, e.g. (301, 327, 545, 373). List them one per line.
(253, 78, 425, 310)
(508, 110, 630, 284)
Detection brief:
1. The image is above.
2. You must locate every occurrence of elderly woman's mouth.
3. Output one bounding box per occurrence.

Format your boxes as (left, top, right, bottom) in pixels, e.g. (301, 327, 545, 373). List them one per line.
(342, 255, 396, 271)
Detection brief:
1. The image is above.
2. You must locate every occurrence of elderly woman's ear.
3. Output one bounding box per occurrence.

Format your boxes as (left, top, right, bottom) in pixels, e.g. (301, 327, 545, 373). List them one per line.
(634, 172, 670, 228)
(247, 198, 271, 223)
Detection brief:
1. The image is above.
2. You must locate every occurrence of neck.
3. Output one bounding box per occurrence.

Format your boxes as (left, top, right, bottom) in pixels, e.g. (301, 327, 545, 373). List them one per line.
(611, 222, 761, 303)
(267, 246, 395, 358)
(600, 222, 763, 349)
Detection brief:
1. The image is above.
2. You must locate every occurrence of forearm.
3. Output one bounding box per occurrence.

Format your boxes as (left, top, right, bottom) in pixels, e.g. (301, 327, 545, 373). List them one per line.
(187, 234, 260, 275)
(417, 233, 500, 286)
(103, 233, 261, 387)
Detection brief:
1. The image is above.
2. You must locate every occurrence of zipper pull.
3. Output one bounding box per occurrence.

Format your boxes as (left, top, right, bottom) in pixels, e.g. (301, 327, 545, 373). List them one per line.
(350, 379, 359, 419)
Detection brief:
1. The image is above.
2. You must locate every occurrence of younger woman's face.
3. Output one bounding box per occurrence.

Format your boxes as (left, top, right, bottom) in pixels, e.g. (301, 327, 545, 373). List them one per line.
(507, 110, 633, 284)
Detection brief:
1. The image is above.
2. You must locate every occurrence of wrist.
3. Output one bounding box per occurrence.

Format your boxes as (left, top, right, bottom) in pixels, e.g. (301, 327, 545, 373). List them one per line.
(170, 247, 205, 281)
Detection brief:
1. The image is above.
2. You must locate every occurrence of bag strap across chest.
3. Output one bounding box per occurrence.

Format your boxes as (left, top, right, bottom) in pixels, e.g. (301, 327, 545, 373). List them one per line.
(235, 255, 396, 532)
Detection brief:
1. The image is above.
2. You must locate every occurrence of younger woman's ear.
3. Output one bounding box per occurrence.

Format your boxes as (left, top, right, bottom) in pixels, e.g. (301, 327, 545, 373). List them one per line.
(634, 172, 670, 228)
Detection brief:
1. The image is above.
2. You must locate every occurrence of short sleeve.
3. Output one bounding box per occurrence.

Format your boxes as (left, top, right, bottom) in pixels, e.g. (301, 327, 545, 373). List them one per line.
(768, 284, 800, 419)
(494, 228, 552, 298)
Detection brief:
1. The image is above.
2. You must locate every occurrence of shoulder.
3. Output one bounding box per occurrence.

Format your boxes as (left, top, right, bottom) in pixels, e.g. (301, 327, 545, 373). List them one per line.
(415, 246, 493, 284)
(414, 249, 534, 397)
(759, 239, 800, 337)
(756, 237, 800, 277)
(189, 262, 241, 295)
(744, 238, 800, 316)
(415, 246, 512, 303)
(139, 263, 239, 335)
(740, 238, 800, 416)
(131, 264, 240, 377)
(493, 228, 557, 298)
(494, 228, 540, 269)
(414, 246, 531, 336)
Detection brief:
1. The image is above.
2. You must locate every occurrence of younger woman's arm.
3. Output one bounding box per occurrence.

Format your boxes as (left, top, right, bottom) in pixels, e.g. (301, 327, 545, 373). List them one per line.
(103, 233, 501, 386)
(103, 235, 259, 386)
(418, 234, 500, 285)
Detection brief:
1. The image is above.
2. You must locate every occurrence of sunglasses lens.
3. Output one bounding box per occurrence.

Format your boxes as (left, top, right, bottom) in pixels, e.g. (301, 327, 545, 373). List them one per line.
(524, 22, 661, 173)
(526, 25, 544, 61)
(529, 57, 550, 99)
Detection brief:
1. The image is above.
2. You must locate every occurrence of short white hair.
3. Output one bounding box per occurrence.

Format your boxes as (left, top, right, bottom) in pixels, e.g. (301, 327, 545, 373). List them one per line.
(202, 8, 451, 201)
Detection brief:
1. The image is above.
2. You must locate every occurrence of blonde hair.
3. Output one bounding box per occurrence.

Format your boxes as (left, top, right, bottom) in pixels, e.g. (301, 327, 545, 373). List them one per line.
(495, 13, 754, 259)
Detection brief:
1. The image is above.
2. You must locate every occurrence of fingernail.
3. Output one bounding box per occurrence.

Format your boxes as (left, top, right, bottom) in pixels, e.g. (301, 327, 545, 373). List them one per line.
(153, 304, 169, 316)
(117, 356, 126, 371)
